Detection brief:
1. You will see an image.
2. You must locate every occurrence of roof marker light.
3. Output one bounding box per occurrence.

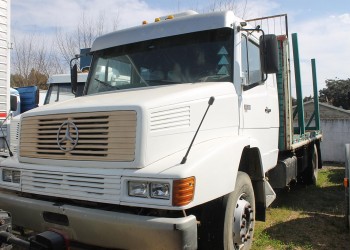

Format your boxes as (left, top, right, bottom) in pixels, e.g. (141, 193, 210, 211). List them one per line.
(166, 15, 174, 20)
(155, 17, 161, 22)
(142, 20, 148, 25)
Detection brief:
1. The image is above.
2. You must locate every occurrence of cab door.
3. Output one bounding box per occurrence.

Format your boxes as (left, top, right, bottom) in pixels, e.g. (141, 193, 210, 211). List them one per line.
(240, 34, 278, 170)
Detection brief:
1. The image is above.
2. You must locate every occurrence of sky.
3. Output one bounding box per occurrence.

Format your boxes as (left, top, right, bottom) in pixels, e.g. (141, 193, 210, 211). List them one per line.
(10, 0, 350, 96)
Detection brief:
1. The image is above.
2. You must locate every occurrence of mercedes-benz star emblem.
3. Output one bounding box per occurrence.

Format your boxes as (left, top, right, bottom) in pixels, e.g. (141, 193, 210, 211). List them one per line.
(57, 121, 79, 151)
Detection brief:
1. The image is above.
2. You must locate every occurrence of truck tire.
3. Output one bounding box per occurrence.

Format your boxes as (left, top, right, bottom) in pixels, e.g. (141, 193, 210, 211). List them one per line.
(304, 144, 318, 185)
(199, 171, 255, 250)
(224, 171, 255, 250)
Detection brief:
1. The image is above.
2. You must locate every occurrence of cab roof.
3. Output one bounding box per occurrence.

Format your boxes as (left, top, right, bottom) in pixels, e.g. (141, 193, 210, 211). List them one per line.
(91, 11, 241, 52)
(47, 73, 88, 85)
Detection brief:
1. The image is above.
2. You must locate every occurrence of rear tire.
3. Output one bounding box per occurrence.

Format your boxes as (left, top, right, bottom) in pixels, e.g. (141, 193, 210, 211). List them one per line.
(304, 144, 318, 185)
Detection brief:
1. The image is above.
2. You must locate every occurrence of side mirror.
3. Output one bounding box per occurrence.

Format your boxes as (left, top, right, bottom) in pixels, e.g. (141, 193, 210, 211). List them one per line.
(10, 95, 18, 112)
(71, 63, 78, 94)
(260, 34, 279, 74)
(35, 88, 39, 106)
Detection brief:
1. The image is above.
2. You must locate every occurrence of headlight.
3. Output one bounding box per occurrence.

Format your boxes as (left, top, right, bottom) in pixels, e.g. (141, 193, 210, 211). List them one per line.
(127, 180, 170, 200)
(128, 181, 148, 198)
(12, 171, 21, 183)
(150, 182, 170, 199)
(2, 169, 12, 182)
(2, 169, 21, 183)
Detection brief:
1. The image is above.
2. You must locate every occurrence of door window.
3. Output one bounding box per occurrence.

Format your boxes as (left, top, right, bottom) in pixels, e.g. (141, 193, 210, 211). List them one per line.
(241, 35, 263, 86)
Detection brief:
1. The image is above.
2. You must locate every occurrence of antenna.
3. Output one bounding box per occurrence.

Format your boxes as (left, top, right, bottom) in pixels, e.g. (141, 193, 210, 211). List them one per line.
(180, 96, 215, 164)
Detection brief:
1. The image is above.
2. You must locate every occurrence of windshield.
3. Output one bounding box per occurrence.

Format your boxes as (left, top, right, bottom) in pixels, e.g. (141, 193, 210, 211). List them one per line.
(86, 28, 233, 94)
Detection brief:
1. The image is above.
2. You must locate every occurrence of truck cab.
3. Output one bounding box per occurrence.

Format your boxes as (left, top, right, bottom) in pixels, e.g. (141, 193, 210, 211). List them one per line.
(0, 11, 315, 250)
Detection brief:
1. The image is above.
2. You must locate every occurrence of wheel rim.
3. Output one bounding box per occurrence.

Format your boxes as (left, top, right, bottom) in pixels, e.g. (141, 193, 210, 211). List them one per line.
(232, 194, 254, 247)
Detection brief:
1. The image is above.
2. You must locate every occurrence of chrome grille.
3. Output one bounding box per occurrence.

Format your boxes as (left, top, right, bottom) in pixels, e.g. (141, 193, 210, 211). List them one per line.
(20, 111, 137, 161)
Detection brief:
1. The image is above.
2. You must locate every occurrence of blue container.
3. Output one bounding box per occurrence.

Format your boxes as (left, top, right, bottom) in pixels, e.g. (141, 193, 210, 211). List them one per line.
(16, 86, 39, 113)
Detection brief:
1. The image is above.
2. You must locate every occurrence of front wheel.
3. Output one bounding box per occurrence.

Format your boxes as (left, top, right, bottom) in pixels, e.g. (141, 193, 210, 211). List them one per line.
(199, 171, 255, 250)
(224, 172, 255, 250)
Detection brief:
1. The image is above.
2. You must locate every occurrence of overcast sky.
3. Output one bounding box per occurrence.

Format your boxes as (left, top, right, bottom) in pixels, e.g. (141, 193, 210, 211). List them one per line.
(10, 0, 350, 96)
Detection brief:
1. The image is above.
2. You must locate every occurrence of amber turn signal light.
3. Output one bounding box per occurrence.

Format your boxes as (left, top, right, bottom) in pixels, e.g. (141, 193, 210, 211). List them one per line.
(172, 177, 195, 206)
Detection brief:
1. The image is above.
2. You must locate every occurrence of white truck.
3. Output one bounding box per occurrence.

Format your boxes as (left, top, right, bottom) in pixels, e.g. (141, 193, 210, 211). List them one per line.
(44, 73, 88, 105)
(0, 11, 322, 249)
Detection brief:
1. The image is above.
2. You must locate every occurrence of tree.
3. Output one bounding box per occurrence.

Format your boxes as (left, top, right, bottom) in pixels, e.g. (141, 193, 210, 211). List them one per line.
(55, 11, 119, 68)
(207, 0, 248, 18)
(319, 78, 350, 110)
(11, 34, 64, 89)
(11, 69, 48, 89)
(10, 11, 119, 89)
(303, 95, 313, 103)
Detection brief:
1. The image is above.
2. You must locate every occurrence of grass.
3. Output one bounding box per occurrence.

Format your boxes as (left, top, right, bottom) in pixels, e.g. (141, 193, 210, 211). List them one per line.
(252, 164, 348, 250)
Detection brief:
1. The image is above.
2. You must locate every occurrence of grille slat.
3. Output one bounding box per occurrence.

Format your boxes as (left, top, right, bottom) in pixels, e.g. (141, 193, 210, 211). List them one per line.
(150, 106, 190, 131)
(21, 137, 135, 144)
(20, 111, 137, 162)
(21, 132, 135, 138)
(21, 143, 135, 149)
(21, 171, 122, 203)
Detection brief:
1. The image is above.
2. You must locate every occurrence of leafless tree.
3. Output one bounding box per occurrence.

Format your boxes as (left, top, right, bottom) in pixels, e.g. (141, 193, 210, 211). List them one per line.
(207, 0, 248, 18)
(55, 11, 119, 68)
(10, 11, 119, 89)
(11, 34, 64, 88)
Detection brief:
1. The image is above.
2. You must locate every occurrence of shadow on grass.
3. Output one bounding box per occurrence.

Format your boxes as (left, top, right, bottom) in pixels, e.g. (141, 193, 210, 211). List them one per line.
(259, 167, 348, 249)
(263, 212, 348, 250)
(326, 167, 345, 184)
(272, 167, 345, 214)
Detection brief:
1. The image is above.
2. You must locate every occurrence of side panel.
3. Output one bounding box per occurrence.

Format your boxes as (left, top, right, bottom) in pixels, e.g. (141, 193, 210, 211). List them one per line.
(0, 0, 10, 152)
(241, 79, 279, 172)
(0, 0, 10, 118)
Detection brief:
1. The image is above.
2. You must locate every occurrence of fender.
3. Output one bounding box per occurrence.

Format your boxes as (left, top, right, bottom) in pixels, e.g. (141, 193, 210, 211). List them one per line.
(155, 135, 252, 209)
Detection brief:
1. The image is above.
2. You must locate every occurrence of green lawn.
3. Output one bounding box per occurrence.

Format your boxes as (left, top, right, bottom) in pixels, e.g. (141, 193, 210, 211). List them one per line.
(252, 164, 348, 250)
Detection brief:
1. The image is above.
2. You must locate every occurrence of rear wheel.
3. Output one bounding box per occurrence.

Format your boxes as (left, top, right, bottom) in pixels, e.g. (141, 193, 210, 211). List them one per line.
(304, 144, 318, 185)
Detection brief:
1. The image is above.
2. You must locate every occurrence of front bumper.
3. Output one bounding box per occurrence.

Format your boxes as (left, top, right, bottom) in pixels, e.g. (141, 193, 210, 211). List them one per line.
(0, 191, 197, 249)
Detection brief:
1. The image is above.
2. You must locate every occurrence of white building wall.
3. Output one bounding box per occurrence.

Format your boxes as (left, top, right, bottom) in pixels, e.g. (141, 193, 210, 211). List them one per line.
(320, 119, 350, 162)
(0, 0, 10, 118)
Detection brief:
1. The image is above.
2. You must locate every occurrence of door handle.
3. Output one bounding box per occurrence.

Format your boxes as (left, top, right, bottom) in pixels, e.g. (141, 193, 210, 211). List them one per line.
(265, 107, 271, 113)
